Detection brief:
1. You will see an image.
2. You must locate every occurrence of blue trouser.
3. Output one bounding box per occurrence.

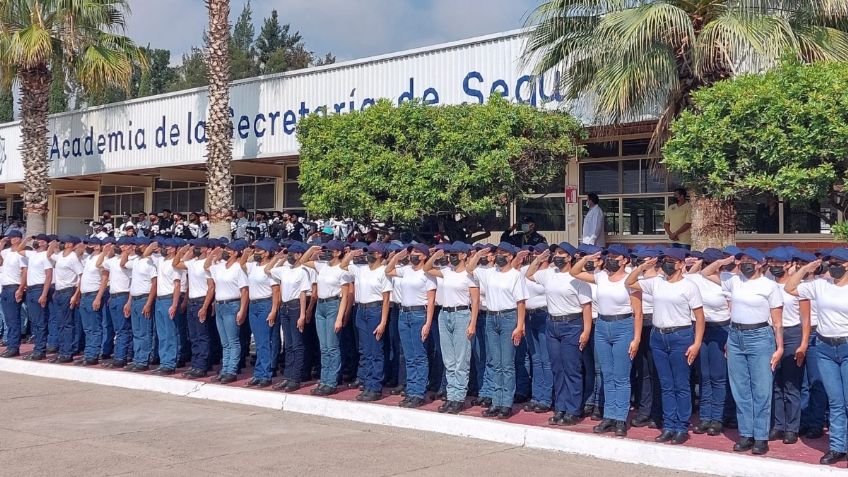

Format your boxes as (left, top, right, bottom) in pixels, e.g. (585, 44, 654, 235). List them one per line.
(470, 311, 493, 397)
(815, 336, 848, 452)
(0, 301, 4, 340)
(315, 298, 342, 387)
(398, 308, 428, 398)
(1, 285, 21, 351)
(514, 332, 531, 399)
(53, 287, 75, 357)
(594, 315, 634, 421)
(280, 301, 306, 382)
(426, 310, 446, 393)
(175, 296, 190, 363)
(727, 325, 775, 441)
(633, 323, 661, 421)
(186, 297, 213, 371)
(339, 304, 358, 381)
(131, 295, 154, 366)
(439, 308, 472, 402)
(355, 304, 384, 392)
(801, 330, 827, 431)
(238, 312, 251, 369)
(248, 298, 274, 380)
(651, 326, 695, 433)
(699, 323, 730, 422)
(215, 300, 241, 376)
(270, 313, 281, 373)
(384, 304, 404, 385)
(47, 286, 58, 349)
(547, 316, 584, 415)
(527, 308, 553, 407)
(108, 293, 132, 362)
(79, 293, 104, 360)
(486, 310, 518, 408)
(154, 296, 179, 369)
(582, 325, 604, 409)
(99, 293, 113, 357)
(73, 308, 83, 355)
(773, 325, 804, 433)
(25, 286, 49, 355)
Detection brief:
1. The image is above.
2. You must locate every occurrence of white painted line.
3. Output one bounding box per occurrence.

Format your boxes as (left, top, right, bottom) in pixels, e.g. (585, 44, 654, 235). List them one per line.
(0, 358, 839, 477)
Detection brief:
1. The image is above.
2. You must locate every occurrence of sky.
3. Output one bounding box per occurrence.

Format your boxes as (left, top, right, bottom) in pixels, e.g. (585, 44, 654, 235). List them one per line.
(126, 0, 541, 63)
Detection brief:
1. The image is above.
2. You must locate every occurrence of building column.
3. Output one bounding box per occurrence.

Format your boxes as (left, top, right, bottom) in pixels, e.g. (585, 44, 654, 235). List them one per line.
(565, 157, 580, 245)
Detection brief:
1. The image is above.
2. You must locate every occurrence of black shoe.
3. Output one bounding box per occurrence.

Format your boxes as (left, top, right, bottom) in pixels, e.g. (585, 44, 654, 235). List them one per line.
(474, 396, 493, 408)
(129, 364, 149, 372)
(434, 390, 447, 401)
(318, 385, 338, 396)
(245, 377, 261, 387)
(497, 406, 513, 419)
(348, 379, 363, 389)
(593, 419, 616, 434)
(310, 384, 327, 395)
(820, 450, 847, 465)
(150, 357, 160, 366)
(693, 421, 712, 434)
(257, 379, 272, 388)
(446, 400, 464, 414)
(482, 406, 501, 418)
(210, 374, 223, 382)
(671, 431, 689, 445)
(768, 429, 783, 441)
(782, 431, 798, 444)
(220, 374, 237, 384)
(582, 404, 594, 417)
(614, 420, 627, 437)
(590, 408, 603, 421)
(513, 394, 529, 404)
(752, 440, 769, 455)
(183, 368, 207, 379)
(522, 401, 538, 412)
(283, 381, 300, 392)
(49, 355, 73, 364)
(1, 349, 20, 358)
(733, 437, 755, 452)
(75, 357, 99, 366)
(724, 419, 738, 429)
(631, 415, 653, 428)
(806, 428, 825, 439)
(389, 384, 406, 395)
(438, 401, 452, 413)
(105, 359, 127, 369)
(707, 421, 723, 436)
(357, 390, 382, 402)
(175, 360, 186, 369)
(655, 430, 675, 443)
(533, 403, 551, 413)
(153, 367, 175, 376)
(273, 379, 290, 390)
(561, 413, 580, 426)
(46, 346, 58, 354)
(401, 396, 425, 408)
(548, 411, 565, 425)
(23, 353, 46, 361)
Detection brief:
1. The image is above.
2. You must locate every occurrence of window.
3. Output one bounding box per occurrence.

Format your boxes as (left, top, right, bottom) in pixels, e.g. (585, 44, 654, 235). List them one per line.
(583, 198, 620, 236)
(284, 165, 303, 210)
(784, 200, 835, 235)
(622, 138, 651, 156)
(581, 162, 619, 194)
(232, 175, 276, 211)
(585, 141, 618, 158)
(153, 180, 205, 214)
(99, 186, 145, 226)
(736, 194, 779, 234)
(519, 197, 565, 231)
(622, 198, 666, 235)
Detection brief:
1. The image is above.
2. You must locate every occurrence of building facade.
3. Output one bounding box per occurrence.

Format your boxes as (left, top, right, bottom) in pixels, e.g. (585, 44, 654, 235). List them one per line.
(0, 29, 836, 247)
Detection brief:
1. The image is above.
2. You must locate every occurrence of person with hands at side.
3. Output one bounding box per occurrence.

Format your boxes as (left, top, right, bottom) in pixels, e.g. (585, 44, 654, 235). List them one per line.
(173, 238, 216, 378)
(470, 243, 496, 409)
(300, 241, 353, 396)
(785, 248, 848, 466)
(571, 244, 642, 437)
(205, 240, 249, 383)
(701, 247, 783, 455)
(236, 239, 279, 388)
(19, 234, 52, 361)
(526, 242, 592, 426)
(99, 237, 135, 369)
(466, 242, 528, 419)
(629, 247, 663, 430)
(516, 243, 551, 412)
(574, 244, 605, 421)
(423, 242, 480, 414)
(75, 238, 109, 366)
(626, 248, 705, 445)
(267, 242, 312, 391)
(121, 237, 157, 371)
(0, 231, 26, 358)
(48, 236, 85, 364)
(145, 238, 184, 375)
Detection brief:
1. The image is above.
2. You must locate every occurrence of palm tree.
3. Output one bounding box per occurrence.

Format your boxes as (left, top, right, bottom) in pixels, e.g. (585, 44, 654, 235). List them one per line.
(524, 1, 848, 248)
(205, 0, 234, 238)
(0, 0, 146, 235)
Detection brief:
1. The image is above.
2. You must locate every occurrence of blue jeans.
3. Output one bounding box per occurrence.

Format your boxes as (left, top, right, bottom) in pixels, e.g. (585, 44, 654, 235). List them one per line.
(815, 337, 848, 452)
(801, 331, 827, 431)
(99, 293, 113, 357)
(398, 308, 428, 398)
(53, 288, 75, 357)
(270, 313, 281, 374)
(514, 333, 531, 398)
(175, 296, 190, 363)
(186, 297, 213, 371)
(356, 305, 385, 393)
(108, 293, 132, 362)
(315, 298, 342, 387)
(594, 316, 634, 421)
(439, 308, 472, 402)
(699, 324, 730, 422)
(47, 286, 58, 349)
(131, 295, 155, 366)
(1, 286, 21, 351)
(582, 325, 604, 409)
(471, 311, 493, 398)
(547, 317, 584, 415)
(527, 308, 553, 406)
(486, 311, 518, 408)
(651, 326, 695, 432)
(73, 308, 83, 355)
(426, 311, 446, 393)
(384, 304, 405, 386)
(727, 326, 775, 441)
(215, 300, 241, 376)
(248, 298, 274, 380)
(633, 324, 661, 421)
(154, 297, 179, 369)
(25, 287, 49, 355)
(340, 304, 359, 381)
(280, 301, 306, 382)
(773, 325, 804, 433)
(79, 293, 104, 360)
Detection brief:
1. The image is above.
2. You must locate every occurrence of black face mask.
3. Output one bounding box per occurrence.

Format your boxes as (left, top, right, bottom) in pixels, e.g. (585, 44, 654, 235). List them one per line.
(584, 260, 596, 272)
(193, 247, 203, 258)
(287, 255, 298, 265)
(410, 255, 421, 266)
(552, 256, 567, 269)
(739, 262, 757, 278)
(221, 251, 231, 261)
(661, 262, 677, 276)
(633, 258, 645, 267)
(815, 264, 826, 275)
(436, 257, 449, 267)
(494, 255, 509, 267)
(319, 252, 333, 261)
(254, 253, 263, 262)
(829, 264, 846, 280)
(399, 257, 410, 266)
(366, 254, 378, 264)
(769, 266, 786, 278)
(604, 258, 621, 273)
(721, 263, 737, 272)
(84, 247, 94, 255)
(353, 256, 368, 265)
(479, 256, 489, 266)
(449, 256, 461, 267)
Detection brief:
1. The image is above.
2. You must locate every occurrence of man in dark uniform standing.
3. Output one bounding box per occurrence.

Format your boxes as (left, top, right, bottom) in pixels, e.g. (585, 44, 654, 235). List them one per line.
(500, 216, 546, 247)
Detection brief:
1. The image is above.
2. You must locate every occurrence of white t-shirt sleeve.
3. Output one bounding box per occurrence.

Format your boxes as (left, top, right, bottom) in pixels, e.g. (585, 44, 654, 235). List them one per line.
(575, 281, 593, 305)
(533, 268, 550, 288)
(686, 281, 704, 310)
(797, 281, 817, 302)
(381, 274, 393, 294)
(512, 272, 529, 302)
(638, 276, 657, 296)
(767, 282, 784, 309)
(425, 275, 437, 292)
(71, 255, 84, 275)
(236, 268, 248, 289)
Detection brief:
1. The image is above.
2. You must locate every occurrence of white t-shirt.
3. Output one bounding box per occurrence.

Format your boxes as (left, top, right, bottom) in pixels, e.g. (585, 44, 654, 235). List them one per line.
(533, 267, 592, 316)
(103, 255, 134, 294)
(210, 262, 247, 301)
(394, 266, 437, 307)
(798, 279, 848, 338)
(52, 252, 83, 290)
(128, 256, 157, 297)
(155, 257, 183, 297)
(436, 268, 478, 308)
(721, 273, 783, 324)
(685, 273, 730, 323)
(476, 265, 491, 311)
(184, 258, 212, 300)
(304, 266, 317, 297)
(24, 250, 52, 288)
(246, 262, 275, 300)
(315, 262, 353, 299)
(79, 255, 105, 294)
(594, 271, 634, 316)
(271, 266, 312, 302)
(639, 276, 703, 328)
(521, 265, 548, 310)
(472, 267, 528, 312)
(0, 248, 23, 286)
(350, 264, 393, 304)
(776, 282, 805, 328)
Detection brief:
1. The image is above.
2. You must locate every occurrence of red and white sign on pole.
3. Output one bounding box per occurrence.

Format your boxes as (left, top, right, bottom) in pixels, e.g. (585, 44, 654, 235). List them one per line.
(565, 185, 578, 204)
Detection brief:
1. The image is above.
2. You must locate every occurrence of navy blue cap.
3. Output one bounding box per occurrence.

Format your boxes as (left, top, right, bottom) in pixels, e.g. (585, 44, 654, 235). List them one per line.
(35, 234, 50, 242)
(102, 237, 116, 245)
(5, 230, 21, 238)
(367, 243, 385, 254)
(605, 244, 630, 257)
(702, 249, 725, 263)
(496, 241, 517, 255)
(190, 238, 208, 247)
(723, 245, 743, 256)
(793, 251, 817, 263)
(633, 247, 661, 259)
(385, 243, 403, 253)
(226, 239, 248, 252)
(765, 247, 793, 263)
(577, 244, 602, 255)
(411, 243, 430, 256)
(288, 242, 308, 254)
(473, 243, 495, 252)
(533, 243, 548, 253)
(60, 234, 81, 244)
(207, 238, 222, 249)
(817, 248, 832, 258)
(217, 236, 230, 245)
(117, 236, 134, 246)
(254, 239, 276, 253)
(661, 248, 687, 261)
(47, 234, 58, 242)
(451, 241, 472, 254)
(556, 242, 578, 256)
(173, 238, 188, 248)
(83, 237, 102, 246)
(738, 247, 766, 262)
(322, 240, 345, 252)
(826, 248, 848, 262)
(351, 241, 368, 251)
(134, 237, 151, 246)
(688, 251, 703, 260)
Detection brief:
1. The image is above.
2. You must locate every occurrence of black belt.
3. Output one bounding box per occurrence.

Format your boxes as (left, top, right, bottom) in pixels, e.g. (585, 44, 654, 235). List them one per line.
(156, 293, 173, 300)
(599, 313, 631, 322)
(55, 286, 75, 294)
(488, 308, 517, 316)
(28, 284, 44, 290)
(706, 320, 731, 328)
(216, 298, 240, 304)
(318, 296, 340, 303)
(280, 298, 299, 308)
(188, 297, 206, 304)
(400, 305, 426, 312)
(81, 291, 99, 297)
(442, 305, 470, 313)
(250, 297, 272, 304)
(358, 300, 383, 309)
(549, 313, 582, 322)
(131, 293, 148, 300)
(654, 325, 692, 335)
(818, 334, 848, 346)
(110, 291, 129, 298)
(2, 284, 19, 290)
(528, 306, 548, 313)
(731, 322, 769, 331)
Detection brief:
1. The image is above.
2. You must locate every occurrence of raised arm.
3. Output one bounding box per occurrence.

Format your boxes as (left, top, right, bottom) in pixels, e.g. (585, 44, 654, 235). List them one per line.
(526, 249, 550, 281)
(423, 249, 445, 278)
(385, 249, 407, 277)
(570, 253, 600, 284)
(625, 258, 656, 290)
(785, 260, 820, 296)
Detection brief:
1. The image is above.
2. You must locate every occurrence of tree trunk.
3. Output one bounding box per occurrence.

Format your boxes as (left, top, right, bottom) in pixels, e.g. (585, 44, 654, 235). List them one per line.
(20, 65, 51, 236)
(205, 0, 234, 239)
(691, 196, 737, 250)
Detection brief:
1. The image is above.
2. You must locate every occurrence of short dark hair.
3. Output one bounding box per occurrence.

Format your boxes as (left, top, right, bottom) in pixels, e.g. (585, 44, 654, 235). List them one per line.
(587, 193, 600, 204)
(674, 187, 687, 197)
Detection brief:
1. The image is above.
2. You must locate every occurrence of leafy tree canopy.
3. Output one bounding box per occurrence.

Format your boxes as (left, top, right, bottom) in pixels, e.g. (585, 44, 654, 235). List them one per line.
(297, 96, 585, 241)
